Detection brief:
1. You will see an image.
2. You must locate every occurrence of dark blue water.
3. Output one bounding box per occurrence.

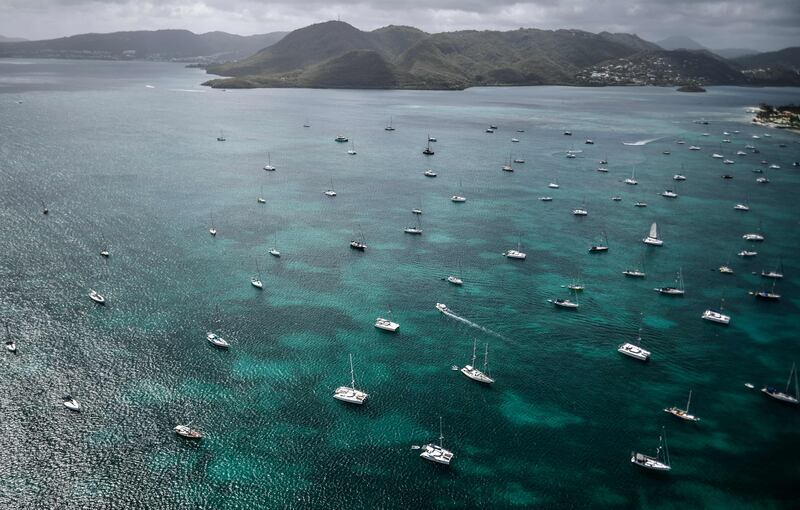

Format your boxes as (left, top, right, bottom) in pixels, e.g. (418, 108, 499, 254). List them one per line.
(1, 59, 799, 509)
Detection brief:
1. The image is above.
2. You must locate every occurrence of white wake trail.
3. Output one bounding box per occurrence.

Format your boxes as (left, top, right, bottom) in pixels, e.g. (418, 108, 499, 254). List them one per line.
(437, 304, 508, 341)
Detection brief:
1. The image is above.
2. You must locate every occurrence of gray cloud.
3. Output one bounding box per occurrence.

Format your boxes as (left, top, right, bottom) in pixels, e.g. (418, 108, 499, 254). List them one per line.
(0, 0, 797, 51)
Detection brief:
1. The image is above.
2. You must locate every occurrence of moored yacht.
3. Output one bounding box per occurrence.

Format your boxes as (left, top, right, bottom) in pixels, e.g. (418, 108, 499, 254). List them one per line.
(333, 354, 369, 405)
(761, 363, 799, 405)
(263, 152, 276, 171)
(334, 135, 348, 143)
(749, 281, 781, 301)
(664, 390, 700, 422)
(631, 428, 671, 472)
(618, 322, 650, 361)
(734, 203, 749, 211)
(624, 168, 638, 185)
(461, 340, 494, 384)
(206, 332, 230, 349)
(504, 241, 526, 260)
(742, 233, 764, 242)
(424, 169, 437, 177)
(642, 222, 663, 246)
(350, 231, 367, 251)
(673, 174, 686, 181)
(655, 269, 684, 295)
(702, 307, 730, 325)
(374, 315, 400, 332)
(589, 232, 609, 253)
(419, 417, 454, 465)
(447, 275, 463, 286)
(174, 424, 203, 439)
(738, 250, 757, 257)
(548, 297, 579, 309)
(661, 189, 678, 198)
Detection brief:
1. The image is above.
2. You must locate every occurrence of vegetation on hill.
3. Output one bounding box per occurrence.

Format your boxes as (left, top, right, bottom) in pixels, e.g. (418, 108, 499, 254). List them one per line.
(0, 29, 286, 62)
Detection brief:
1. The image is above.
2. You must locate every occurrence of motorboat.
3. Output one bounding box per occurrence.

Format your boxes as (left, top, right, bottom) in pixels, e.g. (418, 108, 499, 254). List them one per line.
(435, 303, 450, 314)
(623, 269, 646, 278)
(742, 233, 764, 242)
(206, 332, 230, 349)
(63, 395, 81, 412)
(634, 202, 648, 207)
(661, 190, 678, 198)
(719, 265, 734, 274)
(334, 135, 348, 143)
(734, 203, 749, 211)
(447, 275, 463, 286)
(451, 195, 466, 203)
(174, 424, 203, 439)
(269, 248, 280, 257)
(539, 197, 553, 202)
(738, 250, 757, 257)
(424, 169, 437, 177)
(548, 298, 579, 309)
(89, 289, 106, 305)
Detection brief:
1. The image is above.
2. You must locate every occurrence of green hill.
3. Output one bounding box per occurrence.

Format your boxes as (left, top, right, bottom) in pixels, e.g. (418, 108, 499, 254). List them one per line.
(0, 29, 286, 61)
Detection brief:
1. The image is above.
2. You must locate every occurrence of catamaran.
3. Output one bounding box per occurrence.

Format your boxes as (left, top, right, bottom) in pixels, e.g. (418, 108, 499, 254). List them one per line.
(324, 178, 337, 197)
(643, 222, 663, 246)
(424, 169, 437, 177)
(664, 390, 700, 421)
(404, 216, 423, 235)
(461, 340, 494, 384)
(423, 137, 434, 155)
(333, 354, 369, 405)
(761, 363, 799, 405)
(504, 240, 526, 260)
(624, 168, 638, 185)
(374, 313, 399, 332)
(631, 428, 671, 472)
(419, 417, 454, 465)
(618, 322, 651, 361)
(702, 300, 730, 325)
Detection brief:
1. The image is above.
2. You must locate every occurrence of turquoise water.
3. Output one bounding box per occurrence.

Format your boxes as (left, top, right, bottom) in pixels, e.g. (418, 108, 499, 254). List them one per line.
(1, 59, 799, 509)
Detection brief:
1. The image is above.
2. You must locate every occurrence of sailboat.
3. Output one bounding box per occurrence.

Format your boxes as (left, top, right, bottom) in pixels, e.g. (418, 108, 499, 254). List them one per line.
(624, 168, 638, 185)
(461, 340, 494, 384)
(251, 259, 263, 289)
(347, 141, 357, 155)
(263, 152, 275, 171)
(618, 318, 650, 361)
(257, 185, 266, 204)
(451, 180, 466, 202)
(404, 215, 423, 235)
(623, 254, 646, 277)
(548, 294, 579, 309)
(209, 213, 217, 236)
(423, 169, 437, 177)
(269, 234, 280, 257)
(749, 281, 781, 301)
(664, 390, 700, 421)
(702, 299, 730, 325)
(216, 130, 226, 142)
(642, 222, 663, 246)
(631, 428, 671, 472)
(333, 354, 369, 405)
(761, 363, 799, 404)
(385, 117, 395, 131)
(174, 424, 203, 439)
(423, 137, 434, 156)
(761, 260, 784, 279)
(589, 231, 609, 253)
(350, 231, 367, 251)
(504, 238, 526, 260)
(502, 153, 513, 172)
(303, 118, 311, 128)
(324, 177, 337, 197)
(4, 322, 17, 353)
(419, 417, 454, 465)
(655, 268, 685, 295)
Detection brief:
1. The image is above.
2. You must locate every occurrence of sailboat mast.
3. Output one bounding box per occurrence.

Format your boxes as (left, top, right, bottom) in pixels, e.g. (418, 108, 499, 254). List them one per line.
(483, 343, 489, 372)
(438, 416, 444, 447)
(349, 353, 355, 389)
(663, 428, 670, 467)
(471, 339, 477, 366)
(686, 390, 692, 413)
(786, 362, 796, 394)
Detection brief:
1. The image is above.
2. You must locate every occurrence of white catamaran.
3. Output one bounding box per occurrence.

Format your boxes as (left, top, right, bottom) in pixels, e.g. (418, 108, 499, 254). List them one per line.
(419, 417, 454, 465)
(643, 222, 663, 246)
(333, 354, 369, 405)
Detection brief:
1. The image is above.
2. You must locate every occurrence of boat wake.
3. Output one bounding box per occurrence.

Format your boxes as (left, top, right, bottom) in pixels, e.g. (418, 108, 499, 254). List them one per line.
(438, 305, 508, 341)
(623, 137, 661, 146)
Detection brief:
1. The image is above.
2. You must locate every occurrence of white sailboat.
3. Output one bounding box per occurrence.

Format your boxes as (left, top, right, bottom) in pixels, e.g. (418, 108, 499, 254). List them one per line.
(504, 239, 526, 260)
(324, 177, 336, 197)
(385, 117, 395, 131)
(347, 141, 357, 155)
(174, 424, 203, 439)
(589, 231, 609, 253)
(333, 354, 369, 405)
(263, 152, 275, 171)
(461, 340, 494, 384)
(216, 130, 226, 142)
(702, 299, 730, 325)
(631, 428, 671, 472)
(664, 390, 700, 421)
(404, 215, 423, 235)
(451, 180, 466, 202)
(419, 417, 454, 465)
(251, 259, 263, 289)
(642, 222, 663, 246)
(624, 168, 638, 185)
(4, 322, 17, 353)
(761, 363, 799, 405)
(257, 185, 266, 204)
(618, 320, 650, 361)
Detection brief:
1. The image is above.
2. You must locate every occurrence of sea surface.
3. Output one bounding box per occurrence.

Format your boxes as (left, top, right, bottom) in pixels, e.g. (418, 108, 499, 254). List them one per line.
(1, 59, 799, 509)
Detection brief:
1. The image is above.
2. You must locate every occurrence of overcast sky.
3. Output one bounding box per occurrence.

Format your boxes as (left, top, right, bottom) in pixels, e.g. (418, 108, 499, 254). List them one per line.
(1, 0, 798, 51)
